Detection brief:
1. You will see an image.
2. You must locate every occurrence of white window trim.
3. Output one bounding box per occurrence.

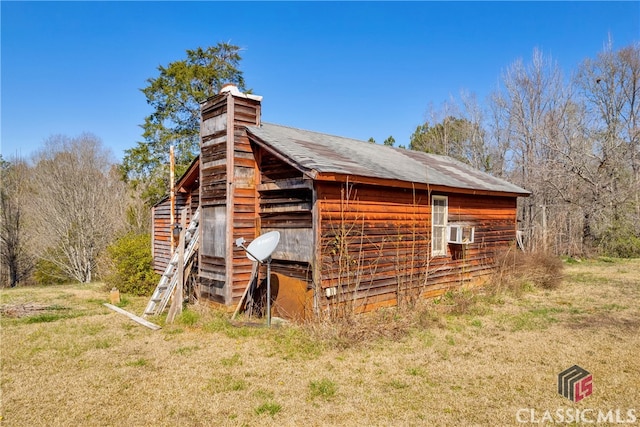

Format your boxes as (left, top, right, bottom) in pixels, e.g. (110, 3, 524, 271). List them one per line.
(431, 195, 448, 257)
(448, 224, 475, 244)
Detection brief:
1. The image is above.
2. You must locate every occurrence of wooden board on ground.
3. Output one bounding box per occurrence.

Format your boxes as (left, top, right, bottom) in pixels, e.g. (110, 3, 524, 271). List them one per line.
(103, 303, 162, 330)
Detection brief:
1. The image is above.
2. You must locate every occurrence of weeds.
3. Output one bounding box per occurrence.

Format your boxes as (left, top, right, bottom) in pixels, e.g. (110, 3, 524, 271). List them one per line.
(24, 313, 70, 324)
(272, 326, 324, 359)
(499, 306, 564, 332)
(308, 378, 337, 400)
(254, 402, 282, 416)
(177, 309, 200, 326)
(302, 309, 415, 349)
(490, 248, 564, 294)
(386, 379, 409, 390)
(206, 374, 247, 394)
(173, 345, 200, 356)
(125, 358, 149, 367)
(406, 367, 424, 376)
(93, 339, 112, 349)
(220, 353, 242, 367)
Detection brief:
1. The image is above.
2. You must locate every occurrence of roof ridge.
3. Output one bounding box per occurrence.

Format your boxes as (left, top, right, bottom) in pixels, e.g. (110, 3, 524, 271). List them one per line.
(257, 122, 463, 162)
(258, 122, 374, 146)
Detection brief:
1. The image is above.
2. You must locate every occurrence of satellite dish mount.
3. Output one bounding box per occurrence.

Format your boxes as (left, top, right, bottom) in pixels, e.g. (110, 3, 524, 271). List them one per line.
(235, 231, 280, 327)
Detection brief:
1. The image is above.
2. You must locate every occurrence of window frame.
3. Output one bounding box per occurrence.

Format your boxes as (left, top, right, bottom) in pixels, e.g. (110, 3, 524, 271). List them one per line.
(431, 195, 448, 257)
(448, 224, 475, 244)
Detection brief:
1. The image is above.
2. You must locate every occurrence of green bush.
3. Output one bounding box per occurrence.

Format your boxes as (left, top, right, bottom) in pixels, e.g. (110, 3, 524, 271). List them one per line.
(105, 233, 159, 296)
(598, 223, 640, 258)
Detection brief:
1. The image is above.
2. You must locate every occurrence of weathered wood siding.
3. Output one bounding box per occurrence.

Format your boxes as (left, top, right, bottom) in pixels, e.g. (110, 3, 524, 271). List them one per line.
(256, 149, 314, 284)
(317, 182, 517, 313)
(151, 186, 199, 274)
(151, 198, 172, 274)
(229, 110, 261, 304)
(423, 192, 517, 300)
(199, 92, 261, 304)
(199, 94, 230, 303)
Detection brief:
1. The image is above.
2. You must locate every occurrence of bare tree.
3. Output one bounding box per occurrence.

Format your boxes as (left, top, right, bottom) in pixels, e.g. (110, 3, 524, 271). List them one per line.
(29, 134, 127, 283)
(0, 157, 35, 287)
(490, 48, 572, 252)
(413, 42, 639, 256)
(411, 95, 491, 171)
(123, 186, 152, 234)
(487, 42, 640, 256)
(574, 40, 640, 253)
(459, 90, 491, 171)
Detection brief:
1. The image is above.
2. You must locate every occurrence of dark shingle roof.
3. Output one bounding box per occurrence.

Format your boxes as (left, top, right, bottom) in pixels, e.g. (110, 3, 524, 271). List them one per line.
(246, 123, 530, 196)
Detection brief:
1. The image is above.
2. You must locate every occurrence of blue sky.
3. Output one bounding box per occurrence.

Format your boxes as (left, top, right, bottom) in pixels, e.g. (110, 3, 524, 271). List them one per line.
(2, 1, 638, 162)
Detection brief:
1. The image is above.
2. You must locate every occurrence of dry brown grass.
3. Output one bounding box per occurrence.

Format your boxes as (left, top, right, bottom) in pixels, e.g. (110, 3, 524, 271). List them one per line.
(490, 248, 565, 295)
(1, 258, 639, 426)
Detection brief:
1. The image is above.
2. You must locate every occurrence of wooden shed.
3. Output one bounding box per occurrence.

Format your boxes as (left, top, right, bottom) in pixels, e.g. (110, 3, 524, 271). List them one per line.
(154, 84, 530, 318)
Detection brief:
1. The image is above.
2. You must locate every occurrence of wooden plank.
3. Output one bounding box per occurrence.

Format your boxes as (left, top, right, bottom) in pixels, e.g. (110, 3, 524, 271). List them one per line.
(260, 203, 312, 214)
(225, 92, 235, 305)
(103, 303, 161, 330)
(231, 261, 259, 319)
(257, 178, 313, 191)
(170, 146, 176, 255)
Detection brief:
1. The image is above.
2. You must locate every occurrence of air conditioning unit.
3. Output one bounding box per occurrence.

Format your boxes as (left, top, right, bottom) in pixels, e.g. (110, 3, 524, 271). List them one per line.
(448, 224, 475, 244)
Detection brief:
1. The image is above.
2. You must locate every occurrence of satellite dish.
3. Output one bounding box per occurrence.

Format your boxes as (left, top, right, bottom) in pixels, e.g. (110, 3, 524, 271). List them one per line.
(235, 231, 281, 327)
(245, 231, 280, 262)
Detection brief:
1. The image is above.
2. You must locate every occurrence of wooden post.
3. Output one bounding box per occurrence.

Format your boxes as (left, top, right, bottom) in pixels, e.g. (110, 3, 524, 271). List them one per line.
(167, 208, 187, 323)
(169, 145, 176, 254)
(541, 204, 548, 253)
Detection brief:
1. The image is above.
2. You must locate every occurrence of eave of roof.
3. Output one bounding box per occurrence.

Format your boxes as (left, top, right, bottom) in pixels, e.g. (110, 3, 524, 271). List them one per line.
(246, 123, 531, 197)
(175, 156, 200, 192)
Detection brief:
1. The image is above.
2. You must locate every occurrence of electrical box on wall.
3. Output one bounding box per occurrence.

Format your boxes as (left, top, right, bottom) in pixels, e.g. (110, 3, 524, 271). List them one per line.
(448, 224, 475, 244)
(325, 287, 337, 298)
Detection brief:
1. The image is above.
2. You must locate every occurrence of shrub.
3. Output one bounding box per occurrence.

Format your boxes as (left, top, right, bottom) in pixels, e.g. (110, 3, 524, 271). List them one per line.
(105, 233, 159, 296)
(597, 222, 640, 258)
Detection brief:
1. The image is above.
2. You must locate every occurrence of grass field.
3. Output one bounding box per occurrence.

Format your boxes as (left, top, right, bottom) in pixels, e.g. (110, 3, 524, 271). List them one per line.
(1, 258, 639, 426)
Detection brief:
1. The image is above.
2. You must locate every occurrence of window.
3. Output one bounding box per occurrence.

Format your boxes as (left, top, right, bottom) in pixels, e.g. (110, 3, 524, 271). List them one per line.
(431, 195, 448, 256)
(448, 224, 475, 244)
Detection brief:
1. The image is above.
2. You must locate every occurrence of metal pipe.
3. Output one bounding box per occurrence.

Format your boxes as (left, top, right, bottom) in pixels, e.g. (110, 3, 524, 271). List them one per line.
(266, 258, 271, 327)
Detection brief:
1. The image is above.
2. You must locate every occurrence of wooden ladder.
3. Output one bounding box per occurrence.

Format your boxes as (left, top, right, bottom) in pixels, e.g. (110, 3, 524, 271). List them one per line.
(143, 207, 200, 317)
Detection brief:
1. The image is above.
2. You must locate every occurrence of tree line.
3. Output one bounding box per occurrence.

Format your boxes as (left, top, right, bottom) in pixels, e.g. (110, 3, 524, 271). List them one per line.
(409, 41, 639, 257)
(1, 39, 638, 288)
(1, 135, 147, 287)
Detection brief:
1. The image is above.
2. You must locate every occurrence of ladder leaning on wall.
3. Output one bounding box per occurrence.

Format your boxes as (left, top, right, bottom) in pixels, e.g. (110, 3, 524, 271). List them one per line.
(143, 207, 200, 317)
